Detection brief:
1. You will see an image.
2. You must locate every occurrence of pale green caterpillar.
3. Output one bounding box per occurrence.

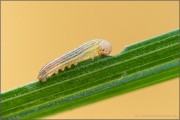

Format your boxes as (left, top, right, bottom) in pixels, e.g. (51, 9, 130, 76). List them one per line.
(37, 39, 112, 82)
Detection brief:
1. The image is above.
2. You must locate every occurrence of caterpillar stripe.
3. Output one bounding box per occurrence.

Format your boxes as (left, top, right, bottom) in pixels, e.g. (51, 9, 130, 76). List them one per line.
(37, 39, 112, 82)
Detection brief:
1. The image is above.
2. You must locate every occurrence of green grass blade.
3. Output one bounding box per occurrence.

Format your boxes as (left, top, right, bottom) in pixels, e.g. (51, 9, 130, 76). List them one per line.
(1, 29, 179, 119)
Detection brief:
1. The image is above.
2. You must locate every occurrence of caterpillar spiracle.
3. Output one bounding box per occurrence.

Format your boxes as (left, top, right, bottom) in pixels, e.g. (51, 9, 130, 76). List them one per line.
(37, 39, 112, 82)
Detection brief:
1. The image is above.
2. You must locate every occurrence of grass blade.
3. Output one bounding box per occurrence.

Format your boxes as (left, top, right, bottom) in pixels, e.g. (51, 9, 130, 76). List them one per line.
(1, 29, 179, 119)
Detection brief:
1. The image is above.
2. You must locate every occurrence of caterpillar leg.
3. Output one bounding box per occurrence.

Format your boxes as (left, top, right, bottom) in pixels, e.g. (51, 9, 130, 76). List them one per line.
(39, 77, 46, 82)
(81, 55, 86, 61)
(67, 64, 71, 68)
(90, 52, 94, 60)
(60, 67, 65, 71)
(55, 70, 58, 74)
(74, 62, 77, 66)
(95, 49, 99, 56)
(91, 50, 98, 61)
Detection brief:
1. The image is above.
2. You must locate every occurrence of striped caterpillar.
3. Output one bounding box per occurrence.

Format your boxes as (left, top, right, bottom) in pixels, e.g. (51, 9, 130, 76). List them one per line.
(37, 39, 112, 82)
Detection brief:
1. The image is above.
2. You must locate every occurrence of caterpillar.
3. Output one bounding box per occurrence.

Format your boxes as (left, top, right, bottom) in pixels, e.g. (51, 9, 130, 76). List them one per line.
(37, 39, 112, 82)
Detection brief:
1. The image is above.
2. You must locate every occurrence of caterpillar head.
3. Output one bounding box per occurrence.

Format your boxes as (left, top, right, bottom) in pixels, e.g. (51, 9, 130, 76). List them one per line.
(99, 40, 112, 55)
